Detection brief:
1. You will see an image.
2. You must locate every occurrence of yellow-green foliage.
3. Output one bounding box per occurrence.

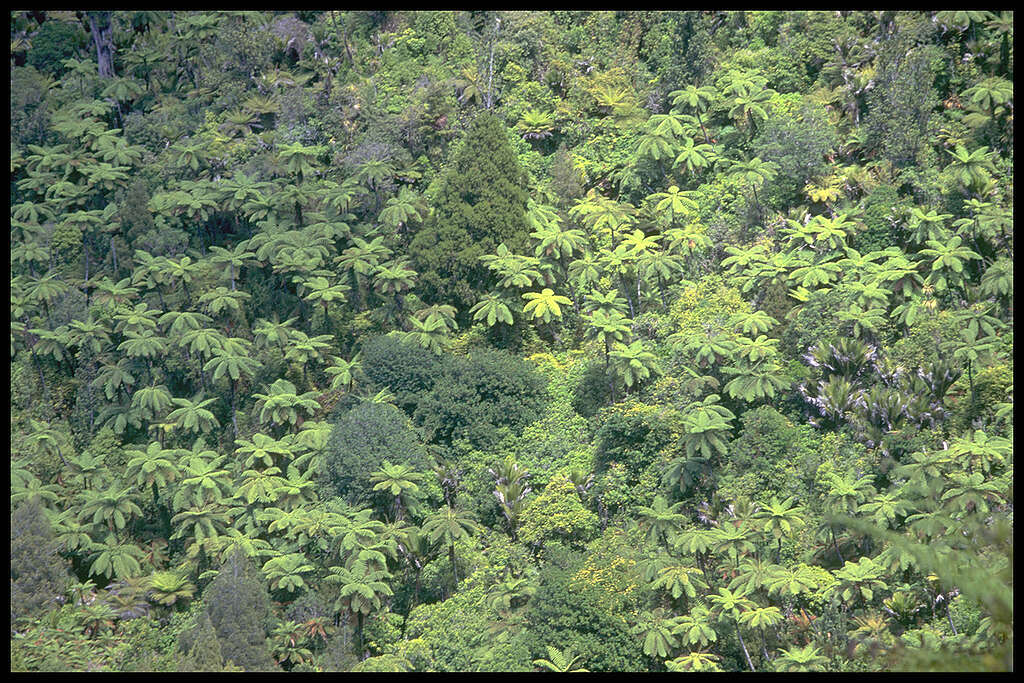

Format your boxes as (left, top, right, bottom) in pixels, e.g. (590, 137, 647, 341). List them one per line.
(518, 474, 599, 548)
(194, 110, 261, 171)
(362, 611, 404, 658)
(402, 568, 525, 671)
(667, 274, 750, 341)
(569, 527, 646, 618)
(887, 310, 960, 368)
(974, 363, 1012, 408)
(799, 563, 837, 611)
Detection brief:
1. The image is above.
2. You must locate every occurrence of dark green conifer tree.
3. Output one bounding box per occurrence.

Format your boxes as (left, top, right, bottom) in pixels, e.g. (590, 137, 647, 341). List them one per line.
(177, 610, 226, 672)
(10, 500, 68, 627)
(409, 112, 531, 317)
(202, 549, 277, 672)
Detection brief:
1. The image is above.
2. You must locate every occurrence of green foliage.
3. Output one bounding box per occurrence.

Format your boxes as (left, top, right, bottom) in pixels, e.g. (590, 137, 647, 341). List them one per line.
(752, 102, 835, 201)
(402, 567, 529, 671)
(863, 35, 940, 166)
(10, 66, 54, 146)
(360, 334, 442, 412)
(720, 405, 815, 498)
(524, 561, 645, 672)
(27, 20, 89, 76)
(594, 403, 674, 478)
(410, 112, 531, 313)
(572, 359, 613, 418)
(518, 475, 599, 549)
(321, 401, 430, 506)
(6, 9, 1014, 673)
(11, 500, 69, 625)
(177, 610, 227, 671)
(780, 287, 847, 358)
(413, 348, 546, 450)
(202, 550, 277, 671)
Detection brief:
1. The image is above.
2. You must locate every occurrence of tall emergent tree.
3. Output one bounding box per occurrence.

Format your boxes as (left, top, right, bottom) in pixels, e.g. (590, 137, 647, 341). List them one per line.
(410, 112, 531, 317)
(11, 500, 69, 625)
(202, 549, 277, 672)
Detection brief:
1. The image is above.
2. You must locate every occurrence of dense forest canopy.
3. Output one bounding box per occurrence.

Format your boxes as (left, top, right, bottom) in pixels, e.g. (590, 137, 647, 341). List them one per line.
(9, 10, 1013, 672)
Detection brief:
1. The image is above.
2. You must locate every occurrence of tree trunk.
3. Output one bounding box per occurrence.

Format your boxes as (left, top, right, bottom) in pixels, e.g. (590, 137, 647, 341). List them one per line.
(999, 33, 1009, 76)
(356, 611, 366, 659)
(230, 380, 239, 439)
(449, 543, 458, 593)
(83, 243, 90, 300)
(735, 619, 756, 671)
(696, 552, 712, 588)
(945, 598, 957, 635)
(485, 17, 500, 110)
(330, 12, 353, 65)
(547, 320, 561, 345)
(86, 11, 116, 79)
(831, 526, 845, 564)
(32, 352, 49, 398)
(618, 278, 635, 319)
(696, 111, 711, 145)
(967, 360, 976, 411)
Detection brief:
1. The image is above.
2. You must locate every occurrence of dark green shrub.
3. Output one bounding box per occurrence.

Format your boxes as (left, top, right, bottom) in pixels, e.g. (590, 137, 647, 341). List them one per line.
(321, 401, 429, 505)
(409, 112, 531, 315)
(524, 562, 645, 672)
(571, 360, 612, 418)
(361, 334, 442, 414)
(201, 550, 277, 671)
(721, 405, 814, 499)
(853, 184, 905, 253)
(413, 348, 546, 450)
(27, 20, 88, 76)
(593, 404, 673, 476)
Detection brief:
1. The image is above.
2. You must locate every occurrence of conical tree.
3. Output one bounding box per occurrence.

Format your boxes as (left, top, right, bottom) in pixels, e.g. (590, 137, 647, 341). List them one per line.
(11, 500, 69, 625)
(203, 549, 278, 672)
(410, 112, 531, 316)
(177, 609, 228, 671)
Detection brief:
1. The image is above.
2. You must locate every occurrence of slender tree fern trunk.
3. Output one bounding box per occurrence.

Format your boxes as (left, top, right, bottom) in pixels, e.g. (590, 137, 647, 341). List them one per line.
(697, 111, 711, 145)
(621, 281, 636, 319)
(449, 543, 458, 593)
(831, 525, 845, 564)
(735, 618, 755, 671)
(230, 379, 239, 439)
(356, 611, 366, 659)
